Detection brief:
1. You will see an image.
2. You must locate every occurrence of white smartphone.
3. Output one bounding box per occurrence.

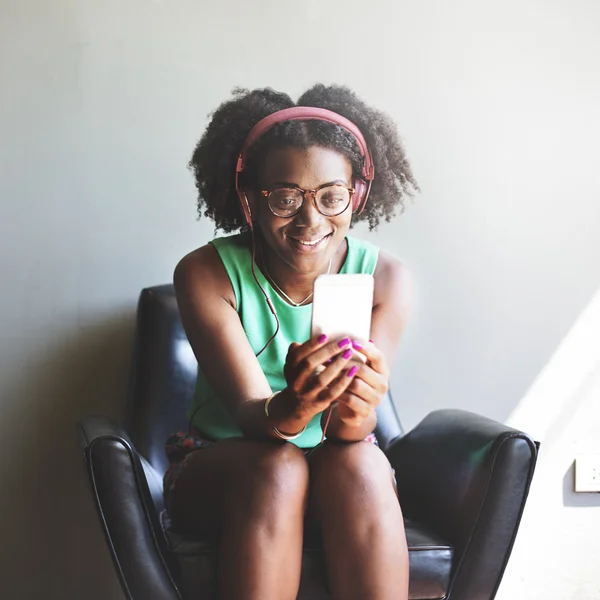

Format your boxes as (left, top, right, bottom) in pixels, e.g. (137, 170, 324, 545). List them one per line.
(311, 274, 374, 362)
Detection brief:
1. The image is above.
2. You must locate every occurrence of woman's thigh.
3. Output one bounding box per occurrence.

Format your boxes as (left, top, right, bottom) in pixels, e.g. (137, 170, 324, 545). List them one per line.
(167, 437, 309, 536)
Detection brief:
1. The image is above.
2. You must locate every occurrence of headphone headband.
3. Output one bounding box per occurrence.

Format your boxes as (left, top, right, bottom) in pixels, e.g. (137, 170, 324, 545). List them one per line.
(236, 107, 374, 181)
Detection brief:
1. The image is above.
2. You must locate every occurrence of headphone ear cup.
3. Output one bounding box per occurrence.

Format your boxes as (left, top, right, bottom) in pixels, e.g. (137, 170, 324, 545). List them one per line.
(352, 179, 369, 214)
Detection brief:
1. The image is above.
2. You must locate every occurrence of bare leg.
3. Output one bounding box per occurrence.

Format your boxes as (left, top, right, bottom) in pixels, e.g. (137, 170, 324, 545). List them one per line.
(168, 438, 309, 600)
(307, 441, 409, 600)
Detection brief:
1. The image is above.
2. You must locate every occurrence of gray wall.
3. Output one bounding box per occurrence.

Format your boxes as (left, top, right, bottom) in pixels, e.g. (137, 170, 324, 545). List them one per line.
(1, 0, 599, 598)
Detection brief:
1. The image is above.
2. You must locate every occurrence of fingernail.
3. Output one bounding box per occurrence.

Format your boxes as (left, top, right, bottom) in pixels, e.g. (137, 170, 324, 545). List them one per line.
(369, 339, 374, 344)
(347, 365, 358, 378)
(318, 334, 327, 344)
(342, 349, 353, 359)
(352, 340, 363, 350)
(337, 337, 351, 348)
(325, 359, 332, 365)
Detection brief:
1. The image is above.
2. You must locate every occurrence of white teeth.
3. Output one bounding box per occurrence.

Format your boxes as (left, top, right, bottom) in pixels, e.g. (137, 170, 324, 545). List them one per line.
(296, 236, 326, 246)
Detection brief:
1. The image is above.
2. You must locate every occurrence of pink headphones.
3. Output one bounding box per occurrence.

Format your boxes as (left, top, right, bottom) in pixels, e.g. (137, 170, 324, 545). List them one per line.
(235, 107, 375, 227)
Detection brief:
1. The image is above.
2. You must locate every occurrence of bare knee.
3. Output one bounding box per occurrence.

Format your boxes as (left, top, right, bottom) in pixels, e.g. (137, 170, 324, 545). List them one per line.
(229, 440, 309, 504)
(310, 441, 394, 495)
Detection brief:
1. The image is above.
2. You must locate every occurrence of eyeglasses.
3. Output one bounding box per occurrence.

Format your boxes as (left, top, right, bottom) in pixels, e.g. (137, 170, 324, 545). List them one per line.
(260, 182, 355, 218)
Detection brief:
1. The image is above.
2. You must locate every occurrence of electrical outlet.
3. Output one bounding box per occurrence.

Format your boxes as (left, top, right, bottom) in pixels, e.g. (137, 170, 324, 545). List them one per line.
(574, 456, 600, 492)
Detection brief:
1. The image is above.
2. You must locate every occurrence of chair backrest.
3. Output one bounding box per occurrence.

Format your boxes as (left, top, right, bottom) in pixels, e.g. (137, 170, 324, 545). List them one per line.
(125, 284, 403, 475)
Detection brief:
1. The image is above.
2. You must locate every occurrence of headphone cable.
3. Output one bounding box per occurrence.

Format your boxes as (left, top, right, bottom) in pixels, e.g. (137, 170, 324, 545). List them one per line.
(188, 228, 335, 442)
(250, 228, 280, 357)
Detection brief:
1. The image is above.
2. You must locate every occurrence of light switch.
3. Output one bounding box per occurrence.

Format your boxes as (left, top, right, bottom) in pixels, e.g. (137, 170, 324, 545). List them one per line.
(574, 456, 600, 492)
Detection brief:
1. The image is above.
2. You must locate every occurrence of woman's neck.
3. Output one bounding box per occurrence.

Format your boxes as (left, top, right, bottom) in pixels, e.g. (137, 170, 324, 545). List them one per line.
(258, 237, 347, 306)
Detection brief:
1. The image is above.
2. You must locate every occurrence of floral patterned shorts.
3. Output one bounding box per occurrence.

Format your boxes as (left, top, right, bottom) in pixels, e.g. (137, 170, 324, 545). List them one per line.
(163, 429, 380, 502)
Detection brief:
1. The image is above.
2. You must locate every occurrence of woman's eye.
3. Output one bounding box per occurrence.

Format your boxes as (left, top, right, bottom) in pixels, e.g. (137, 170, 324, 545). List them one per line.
(274, 197, 295, 206)
(271, 190, 299, 207)
(321, 195, 344, 206)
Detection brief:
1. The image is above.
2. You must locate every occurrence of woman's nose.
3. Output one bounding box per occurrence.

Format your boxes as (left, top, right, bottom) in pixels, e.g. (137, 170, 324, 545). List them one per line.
(294, 192, 323, 227)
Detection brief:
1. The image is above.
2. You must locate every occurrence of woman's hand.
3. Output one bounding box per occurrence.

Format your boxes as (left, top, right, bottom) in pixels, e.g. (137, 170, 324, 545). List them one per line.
(282, 334, 359, 421)
(335, 340, 390, 428)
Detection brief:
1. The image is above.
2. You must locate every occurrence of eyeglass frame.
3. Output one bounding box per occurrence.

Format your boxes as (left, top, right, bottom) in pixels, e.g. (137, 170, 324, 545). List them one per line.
(259, 181, 356, 218)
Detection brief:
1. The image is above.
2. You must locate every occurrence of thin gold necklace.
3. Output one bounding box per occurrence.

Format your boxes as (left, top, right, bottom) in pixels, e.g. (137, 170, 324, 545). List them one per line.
(263, 258, 332, 307)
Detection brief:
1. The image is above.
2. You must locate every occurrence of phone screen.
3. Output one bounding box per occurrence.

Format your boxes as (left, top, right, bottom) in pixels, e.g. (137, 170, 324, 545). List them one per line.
(311, 274, 374, 342)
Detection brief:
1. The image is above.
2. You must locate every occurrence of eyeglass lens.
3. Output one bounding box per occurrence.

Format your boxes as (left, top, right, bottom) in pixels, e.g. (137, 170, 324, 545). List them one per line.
(268, 185, 350, 217)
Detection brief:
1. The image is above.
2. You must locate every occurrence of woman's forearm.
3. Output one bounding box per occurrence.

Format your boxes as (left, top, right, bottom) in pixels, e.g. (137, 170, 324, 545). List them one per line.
(236, 389, 313, 441)
(236, 389, 378, 444)
(320, 403, 377, 442)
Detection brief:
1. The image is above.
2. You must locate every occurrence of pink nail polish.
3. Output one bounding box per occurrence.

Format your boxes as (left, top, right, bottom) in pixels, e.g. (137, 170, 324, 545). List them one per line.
(369, 339, 374, 344)
(342, 349, 353, 359)
(347, 365, 358, 378)
(318, 334, 327, 344)
(338, 337, 351, 348)
(352, 340, 363, 350)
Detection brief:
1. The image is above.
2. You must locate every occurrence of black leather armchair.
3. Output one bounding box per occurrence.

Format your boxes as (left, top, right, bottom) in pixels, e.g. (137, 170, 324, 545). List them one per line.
(78, 285, 538, 600)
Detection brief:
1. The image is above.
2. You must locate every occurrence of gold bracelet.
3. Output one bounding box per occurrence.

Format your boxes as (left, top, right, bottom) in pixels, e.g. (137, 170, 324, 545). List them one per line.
(264, 391, 280, 417)
(264, 391, 307, 441)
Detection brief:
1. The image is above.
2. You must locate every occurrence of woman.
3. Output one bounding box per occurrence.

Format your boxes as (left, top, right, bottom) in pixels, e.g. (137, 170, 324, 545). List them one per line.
(164, 84, 419, 600)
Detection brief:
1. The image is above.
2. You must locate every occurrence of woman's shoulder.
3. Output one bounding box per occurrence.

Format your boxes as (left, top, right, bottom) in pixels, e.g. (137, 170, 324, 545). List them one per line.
(174, 235, 246, 309)
(373, 249, 414, 311)
(176, 233, 249, 272)
(374, 249, 408, 276)
(209, 231, 251, 252)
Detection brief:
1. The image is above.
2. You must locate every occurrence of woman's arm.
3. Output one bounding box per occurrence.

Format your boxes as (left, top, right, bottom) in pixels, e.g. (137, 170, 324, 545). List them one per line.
(322, 252, 414, 442)
(174, 244, 352, 440)
(174, 244, 306, 438)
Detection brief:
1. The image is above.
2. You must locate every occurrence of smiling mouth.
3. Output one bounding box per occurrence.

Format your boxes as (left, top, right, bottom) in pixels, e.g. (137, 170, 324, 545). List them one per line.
(291, 234, 330, 246)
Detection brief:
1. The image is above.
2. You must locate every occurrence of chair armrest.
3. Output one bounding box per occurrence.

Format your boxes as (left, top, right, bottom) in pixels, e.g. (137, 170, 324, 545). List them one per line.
(78, 416, 181, 600)
(386, 409, 538, 600)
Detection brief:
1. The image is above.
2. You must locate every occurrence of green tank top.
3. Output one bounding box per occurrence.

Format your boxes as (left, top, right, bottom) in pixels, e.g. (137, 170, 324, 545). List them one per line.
(188, 232, 380, 448)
